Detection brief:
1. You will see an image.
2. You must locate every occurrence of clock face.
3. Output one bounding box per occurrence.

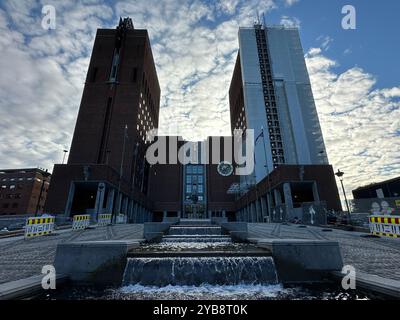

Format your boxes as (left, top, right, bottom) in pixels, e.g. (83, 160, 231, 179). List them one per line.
(217, 161, 234, 177)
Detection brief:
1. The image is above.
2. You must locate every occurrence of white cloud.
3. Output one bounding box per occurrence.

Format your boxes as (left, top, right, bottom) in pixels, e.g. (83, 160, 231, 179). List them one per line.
(280, 15, 301, 28)
(306, 48, 400, 198)
(283, 0, 299, 7)
(0, 0, 398, 203)
(317, 35, 334, 51)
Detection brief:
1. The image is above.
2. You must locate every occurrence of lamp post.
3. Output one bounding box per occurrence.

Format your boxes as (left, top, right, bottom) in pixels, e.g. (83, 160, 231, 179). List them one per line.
(62, 149, 69, 164)
(114, 125, 128, 224)
(335, 169, 351, 223)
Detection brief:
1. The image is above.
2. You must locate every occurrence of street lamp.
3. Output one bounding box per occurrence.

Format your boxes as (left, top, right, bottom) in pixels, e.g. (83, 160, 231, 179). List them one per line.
(335, 169, 351, 223)
(62, 149, 69, 164)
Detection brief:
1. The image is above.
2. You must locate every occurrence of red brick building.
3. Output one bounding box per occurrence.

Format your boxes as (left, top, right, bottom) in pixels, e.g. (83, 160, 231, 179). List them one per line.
(0, 168, 51, 216)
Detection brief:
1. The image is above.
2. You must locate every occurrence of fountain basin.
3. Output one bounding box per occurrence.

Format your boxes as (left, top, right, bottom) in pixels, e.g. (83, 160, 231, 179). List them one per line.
(122, 256, 278, 287)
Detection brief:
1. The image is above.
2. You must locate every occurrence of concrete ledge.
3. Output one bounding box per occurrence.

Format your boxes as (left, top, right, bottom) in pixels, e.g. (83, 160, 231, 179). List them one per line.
(144, 223, 175, 241)
(256, 239, 344, 283)
(0, 274, 68, 300)
(211, 217, 228, 225)
(54, 240, 141, 285)
(162, 217, 180, 224)
(221, 223, 248, 241)
(332, 271, 400, 299)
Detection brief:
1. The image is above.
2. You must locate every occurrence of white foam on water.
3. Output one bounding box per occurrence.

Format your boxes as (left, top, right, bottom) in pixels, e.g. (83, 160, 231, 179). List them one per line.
(142, 242, 237, 250)
(119, 283, 291, 299)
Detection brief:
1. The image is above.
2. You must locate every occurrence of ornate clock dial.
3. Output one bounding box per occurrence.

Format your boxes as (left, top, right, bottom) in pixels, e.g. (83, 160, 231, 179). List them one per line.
(217, 161, 233, 177)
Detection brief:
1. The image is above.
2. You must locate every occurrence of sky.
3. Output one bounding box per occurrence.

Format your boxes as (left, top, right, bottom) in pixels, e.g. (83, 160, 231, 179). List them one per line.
(0, 0, 399, 201)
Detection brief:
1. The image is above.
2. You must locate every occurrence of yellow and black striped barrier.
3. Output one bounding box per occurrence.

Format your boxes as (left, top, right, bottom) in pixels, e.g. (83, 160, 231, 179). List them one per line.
(369, 215, 400, 238)
(72, 214, 91, 230)
(24, 216, 55, 239)
(98, 214, 112, 226)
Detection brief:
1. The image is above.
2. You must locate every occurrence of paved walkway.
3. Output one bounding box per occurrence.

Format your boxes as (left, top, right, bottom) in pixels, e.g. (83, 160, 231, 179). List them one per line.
(248, 223, 400, 281)
(0, 224, 144, 284)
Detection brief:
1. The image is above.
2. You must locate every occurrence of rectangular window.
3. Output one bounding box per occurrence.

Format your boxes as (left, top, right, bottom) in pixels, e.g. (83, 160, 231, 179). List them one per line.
(186, 175, 192, 183)
(109, 50, 120, 82)
(186, 185, 191, 193)
(198, 185, 204, 193)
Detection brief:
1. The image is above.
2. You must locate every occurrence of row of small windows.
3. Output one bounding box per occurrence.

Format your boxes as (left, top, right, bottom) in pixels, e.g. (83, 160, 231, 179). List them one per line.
(1, 177, 39, 182)
(137, 93, 155, 144)
(186, 184, 204, 194)
(186, 165, 204, 174)
(0, 193, 22, 199)
(2, 203, 18, 209)
(255, 30, 285, 168)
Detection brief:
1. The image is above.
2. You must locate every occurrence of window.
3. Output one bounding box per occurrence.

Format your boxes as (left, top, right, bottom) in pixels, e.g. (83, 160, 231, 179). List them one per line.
(109, 50, 120, 82)
(186, 166, 193, 174)
(186, 185, 191, 193)
(198, 185, 204, 193)
(10, 185, 15, 190)
(186, 175, 192, 183)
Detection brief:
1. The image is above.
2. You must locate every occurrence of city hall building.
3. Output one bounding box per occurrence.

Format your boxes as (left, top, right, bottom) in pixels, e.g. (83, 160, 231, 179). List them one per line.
(44, 18, 341, 223)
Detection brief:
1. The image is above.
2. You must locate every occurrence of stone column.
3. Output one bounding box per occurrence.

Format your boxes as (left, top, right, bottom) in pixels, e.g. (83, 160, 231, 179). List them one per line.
(255, 199, 263, 222)
(106, 188, 115, 215)
(128, 200, 134, 223)
(261, 196, 268, 222)
(274, 189, 282, 207)
(312, 182, 320, 203)
(133, 202, 139, 223)
(122, 197, 128, 216)
(283, 183, 294, 220)
(115, 192, 122, 215)
(93, 182, 106, 223)
(64, 182, 75, 217)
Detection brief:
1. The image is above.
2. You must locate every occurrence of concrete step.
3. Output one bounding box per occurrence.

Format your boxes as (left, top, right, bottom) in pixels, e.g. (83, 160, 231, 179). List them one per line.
(168, 226, 222, 236)
(178, 219, 212, 226)
(162, 236, 232, 243)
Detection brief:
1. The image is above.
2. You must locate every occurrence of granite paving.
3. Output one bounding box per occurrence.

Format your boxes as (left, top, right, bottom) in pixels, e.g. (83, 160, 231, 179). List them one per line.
(0, 224, 144, 284)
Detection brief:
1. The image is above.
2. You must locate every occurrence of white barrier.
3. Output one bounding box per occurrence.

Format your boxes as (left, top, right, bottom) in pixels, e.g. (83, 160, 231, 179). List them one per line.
(24, 216, 55, 239)
(116, 214, 127, 224)
(72, 214, 90, 230)
(369, 215, 400, 238)
(98, 214, 112, 226)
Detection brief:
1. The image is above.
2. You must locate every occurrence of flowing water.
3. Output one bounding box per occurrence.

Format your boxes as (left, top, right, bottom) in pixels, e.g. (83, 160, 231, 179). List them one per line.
(35, 220, 383, 300)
